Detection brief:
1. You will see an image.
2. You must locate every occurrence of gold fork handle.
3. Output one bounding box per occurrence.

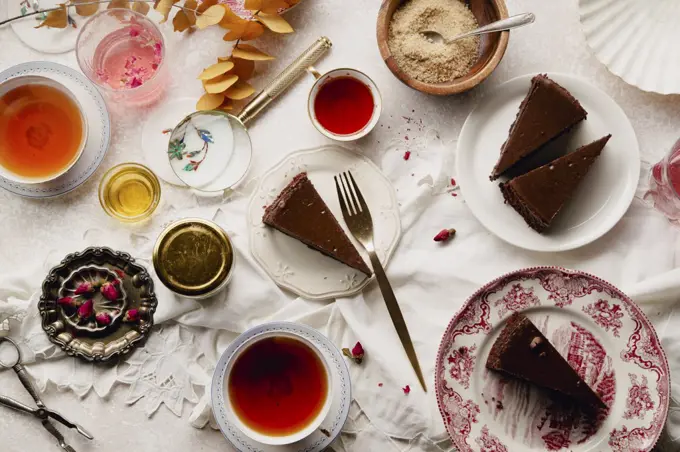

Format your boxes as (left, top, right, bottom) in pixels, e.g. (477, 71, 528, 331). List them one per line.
(368, 252, 427, 392)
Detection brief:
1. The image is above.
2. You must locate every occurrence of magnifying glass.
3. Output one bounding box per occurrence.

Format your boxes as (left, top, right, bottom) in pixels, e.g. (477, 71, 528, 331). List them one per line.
(168, 37, 332, 192)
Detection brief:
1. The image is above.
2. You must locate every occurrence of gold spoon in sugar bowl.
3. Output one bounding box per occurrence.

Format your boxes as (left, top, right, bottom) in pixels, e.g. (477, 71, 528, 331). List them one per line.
(422, 12, 535, 45)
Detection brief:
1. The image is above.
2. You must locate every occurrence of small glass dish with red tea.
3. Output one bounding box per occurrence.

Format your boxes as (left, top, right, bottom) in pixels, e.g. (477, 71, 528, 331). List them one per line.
(308, 68, 382, 141)
(221, 330, 333, 445)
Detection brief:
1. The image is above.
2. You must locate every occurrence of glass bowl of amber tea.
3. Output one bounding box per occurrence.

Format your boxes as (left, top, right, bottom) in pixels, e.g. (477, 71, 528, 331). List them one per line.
(224, 331, 333, 445)
(0, 75, 88, 184)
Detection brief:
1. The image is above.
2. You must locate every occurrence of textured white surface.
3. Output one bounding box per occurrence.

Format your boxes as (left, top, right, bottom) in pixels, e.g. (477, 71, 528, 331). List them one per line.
(2, 1, 680, 452)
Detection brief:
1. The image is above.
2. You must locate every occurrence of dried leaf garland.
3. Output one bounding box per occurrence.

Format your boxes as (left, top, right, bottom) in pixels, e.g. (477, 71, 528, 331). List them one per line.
(245, 0, 288, 14)
(35, 3, 68, 28)
(230, 58, 255, 80)
(198, 61, 235, 80)
(217, 98, 234, 111)
(72, 0, 98, 16)
(196, 0, 218, 13)
(154, 0, 178, 22)
(232, 44, 274, 61)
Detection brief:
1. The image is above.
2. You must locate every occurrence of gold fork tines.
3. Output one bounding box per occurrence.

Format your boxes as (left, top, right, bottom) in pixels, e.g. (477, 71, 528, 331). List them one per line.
(334, 171, 427, 392)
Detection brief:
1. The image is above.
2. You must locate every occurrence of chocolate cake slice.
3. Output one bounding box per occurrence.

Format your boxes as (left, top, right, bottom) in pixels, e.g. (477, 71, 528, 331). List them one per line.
(263, 173, 371, 276)
(486, 312, 606, 411)
(500, 134, 611, 233)
(490, 74, 588, 180)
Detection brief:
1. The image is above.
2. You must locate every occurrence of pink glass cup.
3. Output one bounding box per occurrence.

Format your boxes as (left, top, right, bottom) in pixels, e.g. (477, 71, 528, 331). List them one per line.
(644, 138, 680, 224)
(76, 9, 167, 108)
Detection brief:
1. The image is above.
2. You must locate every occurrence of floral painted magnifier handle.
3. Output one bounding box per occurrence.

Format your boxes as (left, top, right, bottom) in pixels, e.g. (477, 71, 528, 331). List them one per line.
(237, 36, 332, 125)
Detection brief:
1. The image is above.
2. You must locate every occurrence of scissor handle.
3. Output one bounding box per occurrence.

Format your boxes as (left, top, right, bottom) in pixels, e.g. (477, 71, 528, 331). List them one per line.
(0, 337, 44, 408)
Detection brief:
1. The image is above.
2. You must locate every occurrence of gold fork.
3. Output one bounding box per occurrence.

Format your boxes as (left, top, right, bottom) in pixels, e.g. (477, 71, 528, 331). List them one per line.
(334, 171, 427, 392)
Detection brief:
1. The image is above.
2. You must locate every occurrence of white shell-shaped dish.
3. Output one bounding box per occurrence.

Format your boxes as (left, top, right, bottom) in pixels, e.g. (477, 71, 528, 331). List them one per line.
(580, 0, 680, 94)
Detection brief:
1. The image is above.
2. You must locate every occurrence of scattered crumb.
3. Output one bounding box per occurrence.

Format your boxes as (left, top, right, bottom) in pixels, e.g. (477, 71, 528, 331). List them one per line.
(378, 383, 383, 387)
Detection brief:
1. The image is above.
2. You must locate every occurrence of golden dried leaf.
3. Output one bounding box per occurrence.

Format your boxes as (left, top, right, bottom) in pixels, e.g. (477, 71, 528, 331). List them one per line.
(204, 74, 239, 93)
(73, 0, 99, 16)
(283, 0, 300, 5)
(196, 0, 218, 13)
(218, 6, 247, 28)
(35, 4, 67, 28)
(154, 0, 177, 22)
(131, 1, 150, 15)
(198, 61, 234, 80)
(196, 4, 225, 28)
(217, 98, 234, 112)
(196, 92, 225, 111)
(231, 58, 255, 80)
(224, 81, 255, 100)
(222, 20, 263, 41)
(232, 44, 274, 61)
(256, 12, 293, 33)
(217, 55, 231, 62)
(108, 0, 130, 9)
(173, 9, 192, 31)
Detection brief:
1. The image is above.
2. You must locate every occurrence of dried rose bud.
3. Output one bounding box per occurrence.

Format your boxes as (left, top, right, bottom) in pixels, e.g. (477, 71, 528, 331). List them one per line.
(378, 383, 383, 387)
(351, 342, 364, 360)
(123, 309, 140, 323)
(57, 297, 77, 308)
(450, 177, 457, 186)
(403, 151, 411, 161)
(96, 312, 112, 326)
(114, 269, 126, 279)
(78, 300, 94, 319)
(101, 282, 120, 301)
(342, 341, 365, 364)
(403, 385, 411, 395)
(434, 228, 456, 242)
(74, 282, 94, 295)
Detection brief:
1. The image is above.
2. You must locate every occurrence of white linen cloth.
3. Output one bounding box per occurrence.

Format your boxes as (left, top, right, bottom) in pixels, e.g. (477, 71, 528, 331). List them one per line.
(2, 1, 680, 451)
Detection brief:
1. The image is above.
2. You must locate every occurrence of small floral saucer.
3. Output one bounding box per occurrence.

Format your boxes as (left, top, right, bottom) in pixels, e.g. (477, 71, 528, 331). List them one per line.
(435, 267, 669, 452)
(248, 145, 401, 300)
(0, 62, 111, 198)
(211, 322, 351, 452)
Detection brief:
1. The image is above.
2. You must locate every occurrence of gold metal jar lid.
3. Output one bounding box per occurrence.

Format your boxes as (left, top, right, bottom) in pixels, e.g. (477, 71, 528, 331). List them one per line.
(153, 218, 233, 298)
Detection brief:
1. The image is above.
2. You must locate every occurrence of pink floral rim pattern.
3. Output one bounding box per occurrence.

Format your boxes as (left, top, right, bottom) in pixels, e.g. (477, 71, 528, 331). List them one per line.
(434, 267, 670, 452)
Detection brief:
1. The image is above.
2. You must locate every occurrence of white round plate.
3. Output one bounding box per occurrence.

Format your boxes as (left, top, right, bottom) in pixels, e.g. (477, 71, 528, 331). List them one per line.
(248, 145, 401, 300)
(436, 267, 669, 452)
(580, 0, 680, 95)
(212, 322, 351, 452)
(0, 62, 111, 198)
(141, 97, 196, 186)
(457, 73, 639, 252)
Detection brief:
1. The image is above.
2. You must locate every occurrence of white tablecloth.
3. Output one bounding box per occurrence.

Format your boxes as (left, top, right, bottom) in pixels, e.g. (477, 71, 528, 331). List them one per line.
(2, 1, 680, 451)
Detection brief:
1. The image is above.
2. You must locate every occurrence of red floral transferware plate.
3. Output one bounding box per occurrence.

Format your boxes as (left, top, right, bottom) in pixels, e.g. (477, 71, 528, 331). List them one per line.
(435, 267, 670, 452)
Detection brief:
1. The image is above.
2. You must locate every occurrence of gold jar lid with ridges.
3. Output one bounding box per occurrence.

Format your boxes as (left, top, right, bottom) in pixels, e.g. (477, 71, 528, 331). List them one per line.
(153, 218, 233, 298)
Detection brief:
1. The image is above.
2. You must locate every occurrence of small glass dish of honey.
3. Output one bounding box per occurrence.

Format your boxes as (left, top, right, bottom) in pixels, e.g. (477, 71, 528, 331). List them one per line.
(99, 162, 161, 222)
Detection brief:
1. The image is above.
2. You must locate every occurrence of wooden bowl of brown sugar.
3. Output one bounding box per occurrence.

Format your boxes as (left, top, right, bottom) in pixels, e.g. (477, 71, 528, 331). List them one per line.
(377, 0, 509, 95)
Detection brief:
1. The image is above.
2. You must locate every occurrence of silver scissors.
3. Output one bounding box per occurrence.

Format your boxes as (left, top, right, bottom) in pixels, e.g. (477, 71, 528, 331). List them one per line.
(0, 337, 94, 451)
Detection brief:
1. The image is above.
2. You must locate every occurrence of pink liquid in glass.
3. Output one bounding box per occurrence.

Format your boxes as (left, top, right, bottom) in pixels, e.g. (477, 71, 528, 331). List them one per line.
(644, 138, 680, 223)
(91, 21, 166, 106)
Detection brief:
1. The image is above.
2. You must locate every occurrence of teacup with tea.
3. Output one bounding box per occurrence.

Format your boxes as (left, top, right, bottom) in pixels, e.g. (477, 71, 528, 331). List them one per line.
(225, 331, 333, 445)
(0, 76, 87, 184)
(307, 68, 382, 141)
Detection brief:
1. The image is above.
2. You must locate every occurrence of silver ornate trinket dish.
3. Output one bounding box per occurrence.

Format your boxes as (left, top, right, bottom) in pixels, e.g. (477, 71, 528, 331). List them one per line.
(38, 247, 158, 362)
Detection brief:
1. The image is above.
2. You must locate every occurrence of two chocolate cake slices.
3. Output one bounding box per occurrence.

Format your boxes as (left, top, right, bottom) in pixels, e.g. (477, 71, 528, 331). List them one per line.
(491, 74, 611, 233)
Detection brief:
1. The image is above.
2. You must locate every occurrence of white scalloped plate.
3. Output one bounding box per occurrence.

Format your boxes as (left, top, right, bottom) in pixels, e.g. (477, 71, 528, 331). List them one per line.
(211, 322, 351, 452)
(580, 0, 680, 94)
(0, 62, 111, 198)
(248, 145, 401, 301)
(436, 267, 670, 452)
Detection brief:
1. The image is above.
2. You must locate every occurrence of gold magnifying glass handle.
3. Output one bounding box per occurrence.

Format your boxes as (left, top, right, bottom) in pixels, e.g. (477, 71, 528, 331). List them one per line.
(237, 36, 332, 125)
